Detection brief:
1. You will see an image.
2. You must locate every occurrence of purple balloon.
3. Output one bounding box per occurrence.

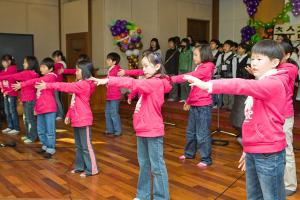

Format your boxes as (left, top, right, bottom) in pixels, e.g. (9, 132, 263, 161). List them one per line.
(112, 31, 118, 36)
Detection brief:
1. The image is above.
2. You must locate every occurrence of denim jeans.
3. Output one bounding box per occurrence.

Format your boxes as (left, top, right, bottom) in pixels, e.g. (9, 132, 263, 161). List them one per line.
(4, 95, 20, 131)
(246, 150, 286, 200)
(23, 101, 37, 141)
(136, 137, 169, 200)
(105, 100, 122, 135)
(37, 112, 56, 154)
(74, 126, 98, 175)
(185, 105, 212, 165)
(55, 91, 64, 118)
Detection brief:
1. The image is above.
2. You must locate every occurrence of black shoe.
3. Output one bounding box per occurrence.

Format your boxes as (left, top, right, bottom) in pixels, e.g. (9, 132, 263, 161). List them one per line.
(43, 152, 53, 159)
(37, 149, 46, 154)
(105, 132, 114, 137)
(114, 133, 122, 137)
(286, 189, 296, 196)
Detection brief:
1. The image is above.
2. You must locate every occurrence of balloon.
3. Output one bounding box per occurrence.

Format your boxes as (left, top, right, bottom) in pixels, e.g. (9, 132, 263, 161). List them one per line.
(135, 42, 143, 50)
(133, 49, 140, 56)
(120, 46, 126, 53)
(137, 28, 142, 34)
(128, 43, 135, 50)
(125, 50, 133, 57)
(282, 14, 290, 23)
(112, 31, 118, 36)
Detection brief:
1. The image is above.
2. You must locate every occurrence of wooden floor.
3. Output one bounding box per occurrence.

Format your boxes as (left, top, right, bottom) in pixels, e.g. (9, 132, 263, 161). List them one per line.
(0, 102, 299, 200)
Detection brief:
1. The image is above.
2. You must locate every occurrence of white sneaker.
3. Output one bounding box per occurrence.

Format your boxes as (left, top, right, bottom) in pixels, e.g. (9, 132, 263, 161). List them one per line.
(21, 136, 28, 140)
(133, 198, 140, 200)
(7, 129, 20, 135)
(2, 128, 12, 133)
(56, 117, 63, 121)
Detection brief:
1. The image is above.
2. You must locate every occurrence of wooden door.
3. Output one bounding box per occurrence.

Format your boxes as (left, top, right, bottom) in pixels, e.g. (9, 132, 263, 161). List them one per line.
(187, 19, 210, 43)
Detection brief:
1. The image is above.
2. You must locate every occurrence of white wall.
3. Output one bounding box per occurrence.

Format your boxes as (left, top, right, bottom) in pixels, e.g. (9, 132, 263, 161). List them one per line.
(61, 0, 89, 54)
(219, 0, 248, 42)
(0, 0, 59, 61)
(93, 0, 212, 72)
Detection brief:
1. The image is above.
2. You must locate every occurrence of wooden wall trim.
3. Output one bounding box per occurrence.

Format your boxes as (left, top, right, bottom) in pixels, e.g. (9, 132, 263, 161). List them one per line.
(58, 0, 62, 50)
(88, 0, 92, 59)
(212, 0, 219, 39)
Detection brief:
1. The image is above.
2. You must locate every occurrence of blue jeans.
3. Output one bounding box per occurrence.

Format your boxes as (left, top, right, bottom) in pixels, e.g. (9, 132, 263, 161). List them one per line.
(37, 112, 56, 154)
(246, 150, 286, 200)
(23, 101, 37, 141)
(185, 105, 212, 165)
(74, 126, 98, 175)
(105, 100, 122, 135)
(55, 91, 64, 118)
(4, 95, 20, 131)
(136, 137, 169, 200)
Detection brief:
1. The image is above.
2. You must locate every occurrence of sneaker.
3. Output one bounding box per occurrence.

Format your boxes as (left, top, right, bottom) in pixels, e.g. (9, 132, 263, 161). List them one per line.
(179, 155, 186, 160)
(133, 198, 141, 200)
(24, 139, 33, 144)
(71, 169, 84, 174)
(2, 128, 11, 133)
(21, 136, 28, 141)
(197, 162, 208, 168)
(7, 130, 20, 135)
(179, 100, 186, 103)
(56, 117, 63, 121)
(167, 98, 175, 102)
(43, 152, 53, 159)
(286, 189, 296, 196)
(236, 137, 242, 147)
(80, 171, 99, 178)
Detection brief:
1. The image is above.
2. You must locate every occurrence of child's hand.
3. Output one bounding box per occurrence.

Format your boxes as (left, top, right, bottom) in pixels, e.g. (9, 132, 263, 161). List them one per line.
(127, 99, 132, 105)
(183, 75, 210, 90)
(183, 103, 190, 111)
(245, 65, 254, 75)
(238, 152, 246, 171)
(117, 69, 125, 76)
(58, 68, 64, 75)
(64, 117, 70, 125)
(34, 111, 37, 116)
(12, 82, 21, 91)
(35, 81, 47, 90)
(89, 77, 108, 86)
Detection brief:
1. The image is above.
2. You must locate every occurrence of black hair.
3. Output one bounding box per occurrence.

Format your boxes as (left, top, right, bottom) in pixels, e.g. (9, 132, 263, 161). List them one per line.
(173, 36, 181, 48)
(252, 39, 284, 61)
(142, 51, 167, 77)
(294, 47, 299, 54)
(107, 52, 120, 65)
(223, 40, 234, 47)
(181, 38, 191, 51)
(77, 54, 94, 76)
(280, 42, 294, 55)
(195, 44, 214, 63)
(210, 39, 220, 47)
(238, 43, 251, 52)
(168, 37, 175, 43)
(1, 54, 16, 65)
(52, 50, 66, 62)
(40, 57, 55, 71)
(24, 56, 39, 73)
(232, 42, 238, 48)
(76, 60, 92, 80)
(187, 35, 195, 46)
(149, 38, 160, 51)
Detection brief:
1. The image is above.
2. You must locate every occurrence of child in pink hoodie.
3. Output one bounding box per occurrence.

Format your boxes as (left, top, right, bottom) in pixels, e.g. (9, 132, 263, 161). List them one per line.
(184, 40, 288, 199)
(13, 58, 57, 159)
(0, 56, 39, 143)
(0, 55, 20, 135)
(91, 51, 172, 200)
(36, 61, 98, 178)
(171, 44, 215, 168)
(104, 52, 122, 137)
(52, 50, 67, 120)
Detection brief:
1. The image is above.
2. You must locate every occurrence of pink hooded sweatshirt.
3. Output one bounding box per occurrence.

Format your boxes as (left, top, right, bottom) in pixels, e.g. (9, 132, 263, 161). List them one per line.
(171, 62, 214, 106)
(277, 62, 298, 118)
(210, 70, 289, 153)
(46, 80, 96, 127)
(107, 65, 122, 100)
(108, 75, 172, 137)
(0, 70, 39, 102)
(54, 62, 65, 82)
(21, 72, 57, 114)
(0, 65, 18, 96)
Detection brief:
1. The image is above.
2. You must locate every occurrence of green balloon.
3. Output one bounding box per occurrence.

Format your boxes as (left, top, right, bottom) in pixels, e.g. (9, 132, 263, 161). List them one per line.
(285, 2, 293, 11)
(251, 34, 262, 43)
(282, 14, 290, 23)
(272, 18, 277, 24)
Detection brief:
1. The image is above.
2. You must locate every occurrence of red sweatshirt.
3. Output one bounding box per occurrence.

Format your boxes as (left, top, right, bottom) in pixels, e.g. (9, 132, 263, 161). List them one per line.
(46, 80, 95, 127)
(21, 73, 57, 114)
(0, 70, 39, 102)
(210, 70, 289, 153)
(171, 62, 214, 106)
(107, 65, 122, 100)
(54, 62, 65, 82)
(108, 75, 172, 137)
(0, 65, 18, 96)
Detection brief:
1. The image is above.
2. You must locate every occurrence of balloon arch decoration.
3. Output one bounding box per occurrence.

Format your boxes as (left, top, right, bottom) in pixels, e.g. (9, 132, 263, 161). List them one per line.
(241, 0, 300, 44)
(109, 19, 143, 69)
